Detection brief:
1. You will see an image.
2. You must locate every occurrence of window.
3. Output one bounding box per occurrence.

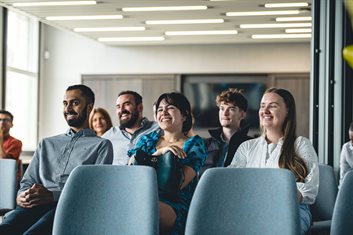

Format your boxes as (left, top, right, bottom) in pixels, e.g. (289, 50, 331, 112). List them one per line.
(6, 10, 39, 150)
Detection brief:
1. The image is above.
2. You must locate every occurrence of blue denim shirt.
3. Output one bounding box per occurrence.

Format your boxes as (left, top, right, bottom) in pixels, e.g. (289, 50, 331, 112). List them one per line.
(19, 128, 113, 201)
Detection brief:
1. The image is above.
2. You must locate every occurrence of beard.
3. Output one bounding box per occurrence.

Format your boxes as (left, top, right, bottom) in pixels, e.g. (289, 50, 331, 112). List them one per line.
(65, 105, 88, 128)
(119, 109, 139, 129)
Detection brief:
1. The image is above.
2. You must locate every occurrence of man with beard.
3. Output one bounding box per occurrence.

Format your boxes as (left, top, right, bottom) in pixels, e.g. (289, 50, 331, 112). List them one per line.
(200, 88, 252, 176)
(0, 84, 113, 235)
(103, 90, 159, 165)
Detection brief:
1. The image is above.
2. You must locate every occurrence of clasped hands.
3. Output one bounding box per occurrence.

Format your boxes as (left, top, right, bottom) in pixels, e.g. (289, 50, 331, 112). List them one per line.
(17, 183, 54, 208)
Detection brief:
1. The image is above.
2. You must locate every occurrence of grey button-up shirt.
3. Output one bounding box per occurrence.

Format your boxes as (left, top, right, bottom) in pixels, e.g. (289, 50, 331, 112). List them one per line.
(102, 118, 159, 165)
(19, 128, 113, 201)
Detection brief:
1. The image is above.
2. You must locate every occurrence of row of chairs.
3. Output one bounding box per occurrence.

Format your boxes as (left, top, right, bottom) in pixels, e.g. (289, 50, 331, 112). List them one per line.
(1, 160, 353, 234)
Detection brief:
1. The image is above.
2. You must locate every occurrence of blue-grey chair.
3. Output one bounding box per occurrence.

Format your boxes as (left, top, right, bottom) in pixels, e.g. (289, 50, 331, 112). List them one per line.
(330, 170, 353, 235)
(310, 164, 338, 235)
(0, 159, 17, 217)
(52, 165, 159, 235)
(185, 168, 300, 235)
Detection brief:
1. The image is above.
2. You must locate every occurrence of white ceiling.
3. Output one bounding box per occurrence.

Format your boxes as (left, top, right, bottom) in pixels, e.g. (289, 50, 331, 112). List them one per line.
(0, 0, 312, 46)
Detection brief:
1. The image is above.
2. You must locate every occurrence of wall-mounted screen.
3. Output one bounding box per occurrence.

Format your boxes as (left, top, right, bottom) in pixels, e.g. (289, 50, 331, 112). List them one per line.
(183, 75, 267, 131)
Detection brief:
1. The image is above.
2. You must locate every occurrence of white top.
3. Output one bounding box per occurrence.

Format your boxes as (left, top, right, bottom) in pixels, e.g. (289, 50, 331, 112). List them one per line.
(339, 141, 353, 185)
(229, 136, 319, 204)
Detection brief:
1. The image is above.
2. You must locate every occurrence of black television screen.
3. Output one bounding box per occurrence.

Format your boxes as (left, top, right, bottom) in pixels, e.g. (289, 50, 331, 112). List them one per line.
(183, 75, 267, 130)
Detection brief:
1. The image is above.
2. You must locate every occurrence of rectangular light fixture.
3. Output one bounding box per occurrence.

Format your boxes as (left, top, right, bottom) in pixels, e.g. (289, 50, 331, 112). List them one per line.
(264, 2, 309, 8)
(276, 16, 312, 22)
(165, 30, 238, 36)
(146, 19, 224, 25)
(226, 10, 300, 16)
(122, 6, 207, 12)
(13, 1, 96, 7)
(285, 28, 312, 33)
(252, 33, 311, 39)
(98, 37, 165, 42)
(240, 22, 312, 28)
(74, 27, 146, 32)
(46, 15, 123, 21)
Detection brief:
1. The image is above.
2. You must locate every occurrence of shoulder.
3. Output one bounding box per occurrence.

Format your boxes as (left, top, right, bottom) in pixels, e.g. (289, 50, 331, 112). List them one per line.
(240, 137, 263, 148)
(295, 136, 314, 148)
(342, 142, 351, 149)
(139, 129, 160, 143)
(102, 126, 120, 138)
(295, 136, 318, 159)
(6, 136, 22, 145)
(185, 135, 206, 150)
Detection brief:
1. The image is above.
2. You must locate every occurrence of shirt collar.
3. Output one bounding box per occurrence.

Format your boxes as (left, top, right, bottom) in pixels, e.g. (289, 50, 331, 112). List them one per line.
(66, 128, 96, 137)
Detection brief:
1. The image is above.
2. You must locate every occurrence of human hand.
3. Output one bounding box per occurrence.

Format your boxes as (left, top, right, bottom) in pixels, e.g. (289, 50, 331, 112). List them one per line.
(16, 184, 53, 208)
(128, 155, 136, 165)
(154, 145, 186, 159)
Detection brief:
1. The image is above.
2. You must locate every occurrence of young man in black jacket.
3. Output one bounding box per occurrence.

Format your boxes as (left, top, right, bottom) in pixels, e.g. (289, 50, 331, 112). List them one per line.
(201, 88, 252, 176)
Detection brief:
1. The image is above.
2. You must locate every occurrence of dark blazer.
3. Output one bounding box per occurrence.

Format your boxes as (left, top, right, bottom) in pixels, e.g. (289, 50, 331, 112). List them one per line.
(201, 126, 252, 176)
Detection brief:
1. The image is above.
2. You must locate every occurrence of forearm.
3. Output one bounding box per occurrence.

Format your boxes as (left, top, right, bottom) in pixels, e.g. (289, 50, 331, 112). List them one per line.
(180, 166, 196, 189)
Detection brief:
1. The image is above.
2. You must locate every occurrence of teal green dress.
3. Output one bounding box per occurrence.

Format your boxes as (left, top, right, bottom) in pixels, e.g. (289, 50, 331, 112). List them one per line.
(128, 129, 207, 234)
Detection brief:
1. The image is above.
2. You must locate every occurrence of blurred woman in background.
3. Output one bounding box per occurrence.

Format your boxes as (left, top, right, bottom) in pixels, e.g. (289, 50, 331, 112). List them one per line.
(89, 107, 113, 137)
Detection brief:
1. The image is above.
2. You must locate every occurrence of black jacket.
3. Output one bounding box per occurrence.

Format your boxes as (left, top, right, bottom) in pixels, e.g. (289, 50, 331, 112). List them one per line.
(201, 126, 252, 176)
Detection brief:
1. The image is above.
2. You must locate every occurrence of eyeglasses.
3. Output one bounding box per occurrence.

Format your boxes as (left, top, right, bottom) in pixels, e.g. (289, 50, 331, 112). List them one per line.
(0, 118, 11, 123)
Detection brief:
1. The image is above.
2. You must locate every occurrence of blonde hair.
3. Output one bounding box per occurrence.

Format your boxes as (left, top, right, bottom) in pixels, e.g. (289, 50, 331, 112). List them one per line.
(89, 107, 113, 134)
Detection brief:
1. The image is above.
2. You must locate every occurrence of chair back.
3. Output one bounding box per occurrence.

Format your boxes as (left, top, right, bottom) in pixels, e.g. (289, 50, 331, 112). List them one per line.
(310, 164, 338, 221)
(0, 159, 17, 212)
(330, 170, 353, 235)
(185, 168, 300, 235)
(53, 165, 159, 235)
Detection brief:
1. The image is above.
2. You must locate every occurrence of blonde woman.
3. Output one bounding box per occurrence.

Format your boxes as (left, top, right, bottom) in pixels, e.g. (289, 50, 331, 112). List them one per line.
(89, 107, 113, 136)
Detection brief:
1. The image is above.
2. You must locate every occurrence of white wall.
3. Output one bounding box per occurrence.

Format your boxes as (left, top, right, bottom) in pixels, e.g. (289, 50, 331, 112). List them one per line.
(39, 24, 311, 139)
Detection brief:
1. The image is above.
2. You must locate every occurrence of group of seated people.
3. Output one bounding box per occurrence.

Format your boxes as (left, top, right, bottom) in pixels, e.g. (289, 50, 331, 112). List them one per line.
(0, 84, 352, 235)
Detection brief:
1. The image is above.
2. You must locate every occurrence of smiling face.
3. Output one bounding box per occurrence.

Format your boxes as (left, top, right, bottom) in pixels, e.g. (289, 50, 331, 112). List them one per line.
(219, 101, 245, 130)
(0, 113, 13, 136)
(63, 89, 92, 132)
(116, 94, 142, 129)
(91, 111, 108, 136)
(259, 92, 288, 132)
(156, 99, 185, 133)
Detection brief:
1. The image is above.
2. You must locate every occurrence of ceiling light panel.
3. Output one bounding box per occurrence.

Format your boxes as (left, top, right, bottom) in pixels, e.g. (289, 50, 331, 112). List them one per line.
(276, 17, 312, 22)
(165, 30, 238, 36)
(145, 19, 224, 25)
(226, 10, 300, 16)
(252, 33, 311, 39)
(98, 37, 165, 42)
(285, 28, 312, 33)
(264, 2, 309, 8)
(74, 27, 146, 32)
(13, 1, 96, 7)
(46, 15, 123, 21)
(240, 23, 312, 28)
(122, 6, 207, 12)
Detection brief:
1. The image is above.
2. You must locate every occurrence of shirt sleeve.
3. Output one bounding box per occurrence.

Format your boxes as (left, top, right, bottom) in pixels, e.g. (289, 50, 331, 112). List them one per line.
(181, 136, 207, 173)
(4, 138, 22, 160)
(295, 137, 319, 204)
(18, 141, 42, 196)
(339, 143, 352, 186)
(228, 141, 248, 168)
(95, 139, 114, 164)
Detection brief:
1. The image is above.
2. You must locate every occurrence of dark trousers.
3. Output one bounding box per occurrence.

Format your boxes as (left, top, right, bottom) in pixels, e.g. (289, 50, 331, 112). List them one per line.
(0, 202, 57, 235)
